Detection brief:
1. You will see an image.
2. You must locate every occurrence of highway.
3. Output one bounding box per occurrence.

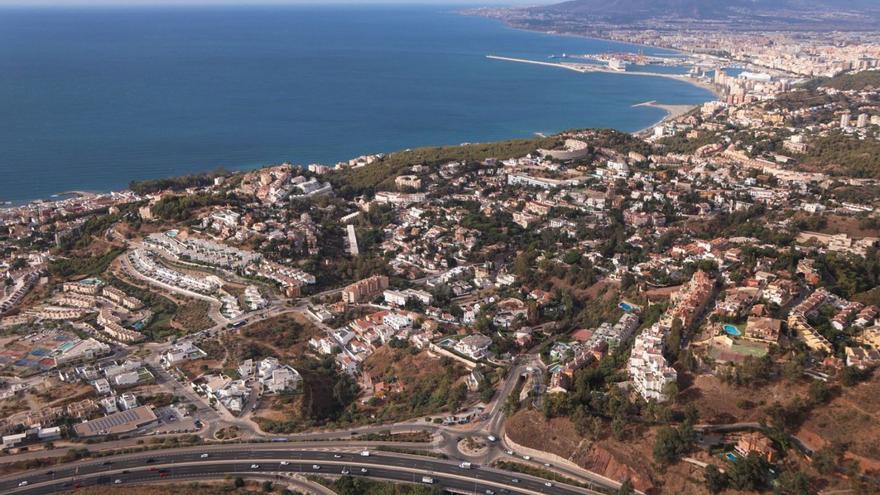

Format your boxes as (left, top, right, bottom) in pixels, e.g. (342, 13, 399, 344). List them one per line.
(16, 250, 620, 492)
(2, 448, 601, 495)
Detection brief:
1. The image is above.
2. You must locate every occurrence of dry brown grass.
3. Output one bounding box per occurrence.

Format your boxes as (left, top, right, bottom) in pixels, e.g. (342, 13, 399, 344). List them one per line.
(802, 213, 880, 239)
(799, 373, 880, 465)
(238, 312, 322, 362)
(679, 374, 809, 425)
(506, 409, 667, 493)
(361, 347, 459, 385)
(23, 379, 94, 411)
(172, 300, 215, 332)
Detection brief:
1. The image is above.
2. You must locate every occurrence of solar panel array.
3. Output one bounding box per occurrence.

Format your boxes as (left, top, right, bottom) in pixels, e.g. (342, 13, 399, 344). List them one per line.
(77, 406, 156, 435)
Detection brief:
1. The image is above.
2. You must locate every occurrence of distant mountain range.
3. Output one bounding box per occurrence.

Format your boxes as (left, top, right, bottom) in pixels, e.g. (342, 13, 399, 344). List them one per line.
(528, 0, 880, 25)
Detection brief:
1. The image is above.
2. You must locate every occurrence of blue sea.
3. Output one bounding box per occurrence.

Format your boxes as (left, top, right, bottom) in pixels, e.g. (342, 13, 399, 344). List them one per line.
(0, 5, 713, 204)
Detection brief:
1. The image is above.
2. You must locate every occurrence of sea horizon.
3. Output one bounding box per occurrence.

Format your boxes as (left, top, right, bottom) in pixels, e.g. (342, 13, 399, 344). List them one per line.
(0, 3, 715, 204)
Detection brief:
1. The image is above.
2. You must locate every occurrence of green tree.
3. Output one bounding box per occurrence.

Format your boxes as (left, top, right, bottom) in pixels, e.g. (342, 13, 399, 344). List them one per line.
(812, 444, 844, 475)
(841, 366, 869, 387)
(334, 476, 361, 495)
(652, 426, 684, 466)
(704, 464, 728, 494)
(775, 469, 812, 495)
(808, 380, 833, 405)
(664, 319, 683, 363)
(612, 414, 628, 441)
(727, 452, 770, 491)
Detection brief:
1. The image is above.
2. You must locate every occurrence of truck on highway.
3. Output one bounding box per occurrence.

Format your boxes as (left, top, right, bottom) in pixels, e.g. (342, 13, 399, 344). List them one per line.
(459, 462, 472, 469)
(421, 476, 434, 484)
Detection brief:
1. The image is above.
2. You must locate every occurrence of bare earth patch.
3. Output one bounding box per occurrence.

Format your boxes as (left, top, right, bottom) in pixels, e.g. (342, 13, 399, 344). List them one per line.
(681, 374, 809, 424)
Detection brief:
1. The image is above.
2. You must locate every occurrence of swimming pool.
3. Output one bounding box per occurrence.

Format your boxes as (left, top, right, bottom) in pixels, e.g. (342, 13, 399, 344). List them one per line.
(723, 324, 742, 337)
(619, 302, 633, 312)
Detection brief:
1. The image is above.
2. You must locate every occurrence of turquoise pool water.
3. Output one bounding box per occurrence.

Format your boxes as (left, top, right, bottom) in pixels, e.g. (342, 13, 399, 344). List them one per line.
(723, 324, 742, 337)
(619, 303, 633, 312)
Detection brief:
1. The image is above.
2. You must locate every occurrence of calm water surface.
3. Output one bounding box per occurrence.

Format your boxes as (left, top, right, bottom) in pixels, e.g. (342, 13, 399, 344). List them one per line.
(0, 5, 713, 203)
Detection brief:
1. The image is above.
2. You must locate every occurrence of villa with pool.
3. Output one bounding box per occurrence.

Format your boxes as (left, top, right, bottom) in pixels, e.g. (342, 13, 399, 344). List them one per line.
(701, 316, 783, 366)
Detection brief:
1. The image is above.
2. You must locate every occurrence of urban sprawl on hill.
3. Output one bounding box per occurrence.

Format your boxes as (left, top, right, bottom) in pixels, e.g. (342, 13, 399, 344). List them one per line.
(2, 7, 880, 495)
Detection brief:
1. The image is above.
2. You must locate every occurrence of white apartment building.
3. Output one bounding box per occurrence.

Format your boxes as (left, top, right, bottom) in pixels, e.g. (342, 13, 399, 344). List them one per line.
(628, 324, 677, 402)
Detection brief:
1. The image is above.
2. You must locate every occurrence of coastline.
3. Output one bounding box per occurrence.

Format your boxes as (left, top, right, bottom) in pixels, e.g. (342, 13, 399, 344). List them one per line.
(476, 12, 720, 138)
(3, 8, 718, 207)
(485, 54, 717, 136)
(464, 9, 690, 61)
(631, 101, 699, 136)
(485, 54, 720, 98)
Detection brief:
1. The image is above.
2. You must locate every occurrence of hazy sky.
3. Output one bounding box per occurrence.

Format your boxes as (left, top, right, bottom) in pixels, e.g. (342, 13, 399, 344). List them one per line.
(0, 0, 551, 6)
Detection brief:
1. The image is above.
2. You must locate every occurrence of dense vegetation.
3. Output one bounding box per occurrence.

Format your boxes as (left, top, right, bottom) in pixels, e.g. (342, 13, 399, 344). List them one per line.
(56, 202, 143, 252)
(802, 70, 880, 92)
(129, 168, 230, 195)
(373, 357, 469, 420)
(658, 130, 722, 154)
(151, 192, 241, 221)
(323, 476, 442, 495)
(798, 131, 880, 178)
(49, 247, 125, 279)
(258, 356, 360, 432)
(327, 135, 562, 198)
(816, 248, 880, 299)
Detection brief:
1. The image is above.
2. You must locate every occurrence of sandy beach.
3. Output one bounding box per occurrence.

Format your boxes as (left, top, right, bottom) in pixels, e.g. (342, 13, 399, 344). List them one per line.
(631, 100, 701, 136)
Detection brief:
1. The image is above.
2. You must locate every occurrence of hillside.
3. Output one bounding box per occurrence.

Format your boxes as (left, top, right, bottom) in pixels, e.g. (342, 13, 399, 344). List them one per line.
(529, 0, 880, 25)
(798, 131, 880, 179)
(823, 71, 880, 92)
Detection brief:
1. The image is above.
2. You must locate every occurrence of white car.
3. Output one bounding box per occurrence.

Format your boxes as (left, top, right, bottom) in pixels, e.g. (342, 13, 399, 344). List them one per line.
(250, 464, 260, 469)
(360, 468, 369, 474)
(522, 455, 531, 461)
(312, 465, 321, 470)
(505, 449, 514, 455)
(360, 450, 370, 457)
(18, 481, 28, 487)
(200, 453, 209, 458)
(510, 479, 519, 484)
(280, 461, 290, 466)
(114, 479, 122, 485)
(333, 454, 342, 458)
(544, 482, 553, 487)
(341, 468, 350, 475)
